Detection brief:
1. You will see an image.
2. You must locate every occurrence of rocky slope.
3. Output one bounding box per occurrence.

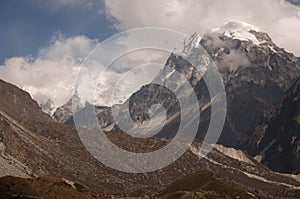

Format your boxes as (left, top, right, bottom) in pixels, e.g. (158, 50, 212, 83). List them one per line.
(158, 170, 259, 199)
(0, 175, 99, 199)
(0, 171, 261, 199)
(0, 80, 52, 126)
(53, 92, 83, 123)
(0, 79, 300, 198)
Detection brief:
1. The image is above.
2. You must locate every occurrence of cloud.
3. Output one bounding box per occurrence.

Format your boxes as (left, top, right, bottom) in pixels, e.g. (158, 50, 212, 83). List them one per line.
(222, 50, 251, 71)
(0, 34, 97, 109)
(0, 33, 169, 109)
(38, 33, 96, 61)
(104, 0, 300, 56)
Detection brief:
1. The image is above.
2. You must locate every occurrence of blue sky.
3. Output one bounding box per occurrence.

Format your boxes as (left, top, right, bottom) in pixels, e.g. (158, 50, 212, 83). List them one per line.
(0, 0, 116, 64)
(289, 0, 300, 5)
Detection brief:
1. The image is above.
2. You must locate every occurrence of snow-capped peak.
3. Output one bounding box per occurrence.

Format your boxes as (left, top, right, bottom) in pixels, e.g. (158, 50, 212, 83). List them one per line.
(212, 21, 262, 45)
(188, 32, 202, 48)
(175, 32, 202, 56)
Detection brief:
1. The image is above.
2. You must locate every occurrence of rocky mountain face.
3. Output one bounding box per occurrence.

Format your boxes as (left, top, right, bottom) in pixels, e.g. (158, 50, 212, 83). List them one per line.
(58, 21, 300, 174)
(0, 80, 52, 127)
(245, 77, 300, 174)
(53, 92, 83, 123)
(0, 78, 300, 198)
(201, 26, 300, 148)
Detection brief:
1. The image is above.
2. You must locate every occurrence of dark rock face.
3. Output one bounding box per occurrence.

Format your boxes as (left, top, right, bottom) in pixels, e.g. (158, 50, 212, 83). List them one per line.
(65, 105, 114, 130)
(53, 93, 83, 123)
(245, 78, 300, 174)
(200, 31, 300, 148)
(128, 84, 180, 124)
(191, 31, 300, 174)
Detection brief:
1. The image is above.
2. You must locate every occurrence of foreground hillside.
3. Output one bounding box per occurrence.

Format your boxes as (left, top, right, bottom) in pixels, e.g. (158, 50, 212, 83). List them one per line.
(0, 176, 98, 199)
(0, 171, 261, 199)
(1, 78, 300, 198)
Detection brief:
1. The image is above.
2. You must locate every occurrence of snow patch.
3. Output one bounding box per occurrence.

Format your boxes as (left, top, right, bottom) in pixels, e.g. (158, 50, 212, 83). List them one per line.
(243, 171, 300, 189)
(213, 144, 255, 165)
(293, 114, 300, 124)
(254, 155, 263, 162)
(280, 173, 300, 183)
(190, 145, 222, 166)
(179, 32, 202, 56)
(63, 179, 76, 189)
(212, 21, 262, 45)
(268, 45, 277, 53)
(190, 144, 300, 190)
(191, 33, 202, 48)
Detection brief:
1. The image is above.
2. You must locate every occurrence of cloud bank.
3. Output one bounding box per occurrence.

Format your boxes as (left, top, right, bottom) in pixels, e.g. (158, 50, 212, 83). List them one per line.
(0, 33, 168, 110)
(0, 34, 97, 109)
(104, 0, 300, 56)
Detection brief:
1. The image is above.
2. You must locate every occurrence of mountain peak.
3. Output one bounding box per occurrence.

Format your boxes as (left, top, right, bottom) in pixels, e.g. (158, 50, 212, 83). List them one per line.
(212, 21, 262, 45)
(215, 20, 260, 32)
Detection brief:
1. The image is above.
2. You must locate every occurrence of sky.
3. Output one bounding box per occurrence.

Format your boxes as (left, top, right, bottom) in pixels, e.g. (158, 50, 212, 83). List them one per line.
(0, 0, 300, 110)
(0, 0, 115, 63)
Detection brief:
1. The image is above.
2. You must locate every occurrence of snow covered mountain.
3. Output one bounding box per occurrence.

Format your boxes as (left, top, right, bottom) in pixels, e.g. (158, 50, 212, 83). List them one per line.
(54, 21, 300, 174)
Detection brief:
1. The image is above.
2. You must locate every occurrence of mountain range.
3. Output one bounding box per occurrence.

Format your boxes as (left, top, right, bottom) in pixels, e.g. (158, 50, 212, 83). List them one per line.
(57, 21, 300, 174)
(0, 21, 299, 198)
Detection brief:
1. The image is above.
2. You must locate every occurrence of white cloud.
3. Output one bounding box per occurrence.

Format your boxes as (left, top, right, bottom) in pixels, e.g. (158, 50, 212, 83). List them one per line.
(39, 33, 96, 61)
(104, 0, 300, 56)
(0, 35, 97, 109)
(222, 50, 251, 71)
(0, 33, 169, 110)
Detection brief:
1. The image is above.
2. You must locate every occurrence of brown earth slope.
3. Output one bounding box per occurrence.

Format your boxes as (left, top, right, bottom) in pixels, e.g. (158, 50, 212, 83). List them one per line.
(0, 79, 300, 198)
